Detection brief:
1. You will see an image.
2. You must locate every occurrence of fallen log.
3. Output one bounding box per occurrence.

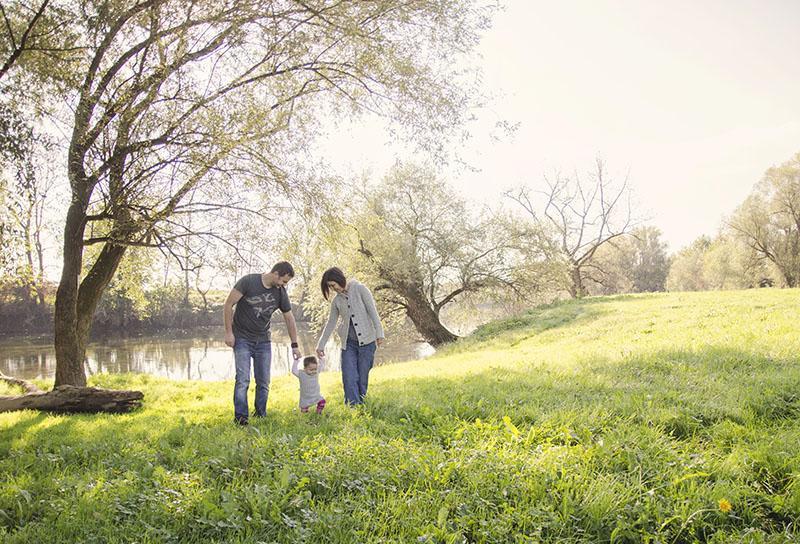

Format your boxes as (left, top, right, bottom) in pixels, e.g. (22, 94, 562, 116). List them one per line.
(0, 372, 42, 394)
(0, 384, 144, 414)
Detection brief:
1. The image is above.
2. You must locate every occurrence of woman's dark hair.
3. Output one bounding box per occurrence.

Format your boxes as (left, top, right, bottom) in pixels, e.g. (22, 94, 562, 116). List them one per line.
(271, 261, 295, 277)
(320, 267, 347, 300)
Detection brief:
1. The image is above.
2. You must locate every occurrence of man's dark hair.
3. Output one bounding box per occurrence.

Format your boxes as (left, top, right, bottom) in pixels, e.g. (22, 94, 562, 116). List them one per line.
(271, 261, 295, 277)
(303, 355, 318, 368)
(320, 267, 347, 300)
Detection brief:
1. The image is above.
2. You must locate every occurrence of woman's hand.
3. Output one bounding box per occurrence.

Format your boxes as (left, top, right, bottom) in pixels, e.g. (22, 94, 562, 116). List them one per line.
(316, 348, 325, 358)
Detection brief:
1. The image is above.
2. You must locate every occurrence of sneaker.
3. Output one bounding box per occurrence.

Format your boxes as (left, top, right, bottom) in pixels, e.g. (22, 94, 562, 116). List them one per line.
(234, 416, 249, 426)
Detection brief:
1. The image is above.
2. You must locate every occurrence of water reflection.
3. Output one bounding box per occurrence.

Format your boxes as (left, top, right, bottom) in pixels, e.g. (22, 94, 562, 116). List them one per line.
(0, 323, 433, 382)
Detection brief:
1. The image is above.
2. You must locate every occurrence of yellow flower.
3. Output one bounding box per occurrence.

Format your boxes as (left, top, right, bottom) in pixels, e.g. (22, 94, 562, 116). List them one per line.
(718, 499, 733, 513)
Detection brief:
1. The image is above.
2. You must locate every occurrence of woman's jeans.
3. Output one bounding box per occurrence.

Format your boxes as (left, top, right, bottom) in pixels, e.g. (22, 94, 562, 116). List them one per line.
(341, 338, 376, 405)
(233, 338, 271, 421)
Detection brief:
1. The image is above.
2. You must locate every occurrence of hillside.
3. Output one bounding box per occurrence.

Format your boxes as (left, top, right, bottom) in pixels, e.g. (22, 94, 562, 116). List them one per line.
(1, 289, 799, 543)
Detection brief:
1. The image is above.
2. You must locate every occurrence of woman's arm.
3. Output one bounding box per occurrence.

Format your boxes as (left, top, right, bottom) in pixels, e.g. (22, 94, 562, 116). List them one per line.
(316, 299, 340, 355)
(360, 284, 384, 340)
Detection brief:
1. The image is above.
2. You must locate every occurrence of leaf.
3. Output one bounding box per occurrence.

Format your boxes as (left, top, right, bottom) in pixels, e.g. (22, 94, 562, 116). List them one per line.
(671, 472, 710, 485)
(18, 490, 31, 504)
(437, 506, 448, 528)
(502, 415, 520, 437)
(278, 466, 291, 489)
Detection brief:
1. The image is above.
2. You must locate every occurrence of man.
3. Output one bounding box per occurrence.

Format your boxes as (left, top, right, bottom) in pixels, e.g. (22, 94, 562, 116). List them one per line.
(223, 261, 302, 425)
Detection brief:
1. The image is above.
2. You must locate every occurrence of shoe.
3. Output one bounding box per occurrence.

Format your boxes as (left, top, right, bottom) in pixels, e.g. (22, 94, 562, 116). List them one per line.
(234, 416, 249, 426)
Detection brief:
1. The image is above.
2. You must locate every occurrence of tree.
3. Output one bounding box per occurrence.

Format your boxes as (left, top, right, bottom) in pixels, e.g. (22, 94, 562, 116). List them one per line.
(728, 152, 800, 287)
(507, 158, 634, 298)
(584, 226, 668, 295)
(0, 0, 81, 82)
(352, 163, 514, 346)
(0, 1, 82, 165)
(701, 235, 772, 290)
(666, 236, 711, 292)
(46, 0, 495, 390)
(8, 140, 55, 307)
(629, 226, 669, 292)
(0, 104, 57, 324)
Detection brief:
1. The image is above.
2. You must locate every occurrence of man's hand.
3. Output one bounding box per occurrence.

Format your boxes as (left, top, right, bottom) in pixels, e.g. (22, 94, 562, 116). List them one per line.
(316, 348, 325, 358)
(376, 338, 384, 347)
(292, 347, 302, 360)
(225, 331, 235, 347)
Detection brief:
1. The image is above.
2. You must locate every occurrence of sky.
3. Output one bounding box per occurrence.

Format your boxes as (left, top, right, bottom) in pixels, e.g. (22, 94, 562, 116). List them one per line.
(318, 0, 800, 252)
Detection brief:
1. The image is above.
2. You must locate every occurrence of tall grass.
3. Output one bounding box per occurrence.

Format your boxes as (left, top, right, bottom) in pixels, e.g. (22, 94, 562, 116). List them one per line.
(1, 289, 799, 543)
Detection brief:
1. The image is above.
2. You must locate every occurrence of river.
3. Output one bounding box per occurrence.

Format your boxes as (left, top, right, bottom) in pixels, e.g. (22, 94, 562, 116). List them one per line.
(0, 323, 434, 382)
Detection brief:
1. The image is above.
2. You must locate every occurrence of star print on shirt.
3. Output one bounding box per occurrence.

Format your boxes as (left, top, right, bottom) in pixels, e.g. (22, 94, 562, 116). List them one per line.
(245, 292, 277, 318)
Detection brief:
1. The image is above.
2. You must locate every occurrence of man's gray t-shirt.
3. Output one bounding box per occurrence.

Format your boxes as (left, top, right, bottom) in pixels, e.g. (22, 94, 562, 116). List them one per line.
(232, 274, 292, 341)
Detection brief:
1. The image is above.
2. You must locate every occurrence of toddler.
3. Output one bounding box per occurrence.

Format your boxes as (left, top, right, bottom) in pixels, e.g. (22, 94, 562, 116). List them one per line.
(291, 355, 326, 414)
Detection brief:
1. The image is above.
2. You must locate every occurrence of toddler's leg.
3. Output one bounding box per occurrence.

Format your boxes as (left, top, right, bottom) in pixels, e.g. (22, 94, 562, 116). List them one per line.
(300, 405, 309, 413)
(316, 398, 326, 414)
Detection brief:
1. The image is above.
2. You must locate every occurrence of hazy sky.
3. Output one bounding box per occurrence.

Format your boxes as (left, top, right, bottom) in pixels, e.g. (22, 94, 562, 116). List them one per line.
(320, 0, 800, 251)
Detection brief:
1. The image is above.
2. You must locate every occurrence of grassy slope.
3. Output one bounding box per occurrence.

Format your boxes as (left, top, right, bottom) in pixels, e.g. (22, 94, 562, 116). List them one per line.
(1, 289, 799, 543)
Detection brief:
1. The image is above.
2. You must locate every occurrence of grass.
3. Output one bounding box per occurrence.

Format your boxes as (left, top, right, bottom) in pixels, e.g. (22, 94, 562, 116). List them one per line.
(1, 289, 800, 543)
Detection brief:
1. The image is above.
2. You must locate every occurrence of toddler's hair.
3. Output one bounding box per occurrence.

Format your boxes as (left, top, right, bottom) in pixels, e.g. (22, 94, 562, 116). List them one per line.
(303, 355, 318, 368)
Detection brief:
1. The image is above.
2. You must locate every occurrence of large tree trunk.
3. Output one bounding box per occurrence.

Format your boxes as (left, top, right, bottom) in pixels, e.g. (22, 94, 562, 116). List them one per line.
(0, 385, 143, 414)
(54, 189, 91, 387)
(401, 286, 458, 347)
(54, 177, 129, 387)
(569, 265, 586, 299)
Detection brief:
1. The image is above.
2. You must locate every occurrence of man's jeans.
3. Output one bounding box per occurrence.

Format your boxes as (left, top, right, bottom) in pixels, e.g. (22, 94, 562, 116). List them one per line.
(233, 338, 271, 421)
(341, 338, 376, 405)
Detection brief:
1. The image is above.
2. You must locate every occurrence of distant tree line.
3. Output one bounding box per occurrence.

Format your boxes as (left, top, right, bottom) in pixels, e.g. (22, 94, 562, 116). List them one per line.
(668, 152, 800, 291)
(0, 276, 225, 336)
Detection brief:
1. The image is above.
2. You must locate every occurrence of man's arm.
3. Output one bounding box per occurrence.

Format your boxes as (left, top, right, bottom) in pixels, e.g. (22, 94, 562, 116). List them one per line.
(223, 288, 243, 347)
(291, 355, 301, 377)
(282, 310, 302, 360)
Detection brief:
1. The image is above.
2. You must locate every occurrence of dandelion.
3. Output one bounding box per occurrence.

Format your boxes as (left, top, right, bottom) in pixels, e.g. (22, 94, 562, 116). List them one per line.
(718, 498, 732, 513)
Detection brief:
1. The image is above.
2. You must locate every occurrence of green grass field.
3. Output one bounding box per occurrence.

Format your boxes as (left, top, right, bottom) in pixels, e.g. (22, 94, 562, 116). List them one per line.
(1, 289, 799, 543)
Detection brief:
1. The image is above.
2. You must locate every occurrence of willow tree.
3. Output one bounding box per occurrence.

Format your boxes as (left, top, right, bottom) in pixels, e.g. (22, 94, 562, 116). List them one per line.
(351, 162, 514, 346)
(44, 0, 496, 393)
(728, 152, 800, 288)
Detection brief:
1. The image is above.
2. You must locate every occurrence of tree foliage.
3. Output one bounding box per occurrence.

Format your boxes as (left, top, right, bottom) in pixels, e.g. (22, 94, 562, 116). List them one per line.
(728, 152, 800, 287)
(351, 162, 514, 346)
(587, 226, 669, 295)
(666, 234, 774, 292)
(39, 0, 496, 386)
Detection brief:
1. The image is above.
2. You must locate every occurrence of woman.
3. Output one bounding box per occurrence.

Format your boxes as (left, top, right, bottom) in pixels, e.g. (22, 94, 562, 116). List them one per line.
(316, 267, 384, 405)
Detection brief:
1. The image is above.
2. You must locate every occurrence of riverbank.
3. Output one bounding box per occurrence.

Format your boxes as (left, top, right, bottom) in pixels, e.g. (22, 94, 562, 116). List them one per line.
(0, 324, 433, 382)
(2, 289, 799, 542)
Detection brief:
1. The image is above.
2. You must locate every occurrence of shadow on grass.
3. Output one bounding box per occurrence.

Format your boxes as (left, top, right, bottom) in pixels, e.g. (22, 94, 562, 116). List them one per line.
(441, 293, 665, 355)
